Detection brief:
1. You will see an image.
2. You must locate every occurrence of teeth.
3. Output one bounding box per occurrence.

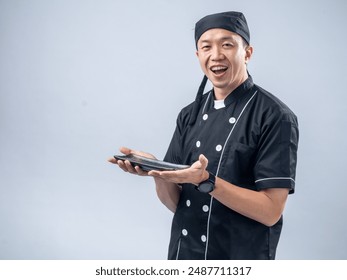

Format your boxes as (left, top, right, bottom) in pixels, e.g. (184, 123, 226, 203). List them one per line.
(211, 66, 227, 71)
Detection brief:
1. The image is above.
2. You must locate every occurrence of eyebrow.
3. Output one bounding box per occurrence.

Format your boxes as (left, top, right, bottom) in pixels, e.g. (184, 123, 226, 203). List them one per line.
(199, 36, 237, 44)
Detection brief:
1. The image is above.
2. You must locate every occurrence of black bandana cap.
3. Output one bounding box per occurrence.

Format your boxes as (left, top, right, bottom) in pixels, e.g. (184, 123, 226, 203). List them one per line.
(195, 11, 250, 47)
(189, 11, 250, 125)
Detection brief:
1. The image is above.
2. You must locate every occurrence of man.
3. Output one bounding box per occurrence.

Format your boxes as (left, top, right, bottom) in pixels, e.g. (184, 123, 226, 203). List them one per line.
(109, 11, 299, 260)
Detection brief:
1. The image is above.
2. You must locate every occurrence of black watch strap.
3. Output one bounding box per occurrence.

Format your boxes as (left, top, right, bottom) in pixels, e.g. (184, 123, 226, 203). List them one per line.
(196, 172, 216, 193)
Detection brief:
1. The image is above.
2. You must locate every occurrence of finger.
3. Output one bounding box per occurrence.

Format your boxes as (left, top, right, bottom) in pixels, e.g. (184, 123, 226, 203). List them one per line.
(148, 170, 164, 178)
(199, 154, 208, 170)
(120, 146, 132, 155)
(118, 160, 135, 173)
(108, 157, 118, 164)
(117, 160, 129, 172)
(134, 166, 149, 176)
(124, 160, 138, 174)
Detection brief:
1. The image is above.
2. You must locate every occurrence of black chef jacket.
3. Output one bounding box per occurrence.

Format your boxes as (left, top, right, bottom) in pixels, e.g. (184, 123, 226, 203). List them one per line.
(164, 76, 299, 260)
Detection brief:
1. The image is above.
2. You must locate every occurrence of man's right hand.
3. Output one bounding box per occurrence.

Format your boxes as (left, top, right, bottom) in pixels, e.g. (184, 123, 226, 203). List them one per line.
(108, 146, 156, 176)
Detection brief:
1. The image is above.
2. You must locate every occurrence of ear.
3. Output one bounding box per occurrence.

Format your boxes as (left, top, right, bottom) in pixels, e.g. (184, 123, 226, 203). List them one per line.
(245, 45, 253, 63)
(195, 50, 199, 58)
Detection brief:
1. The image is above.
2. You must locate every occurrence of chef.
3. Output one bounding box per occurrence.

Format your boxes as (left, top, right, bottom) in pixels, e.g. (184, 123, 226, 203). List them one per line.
(109, 11, 299, 260)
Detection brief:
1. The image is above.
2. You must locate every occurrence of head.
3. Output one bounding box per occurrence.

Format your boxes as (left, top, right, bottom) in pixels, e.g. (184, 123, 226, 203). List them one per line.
(189, 11, 253, 125)
(195, 11, 253, 97)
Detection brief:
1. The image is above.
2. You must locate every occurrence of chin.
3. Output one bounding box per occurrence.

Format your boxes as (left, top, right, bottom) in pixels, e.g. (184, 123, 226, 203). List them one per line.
(211, 81, 231, 90)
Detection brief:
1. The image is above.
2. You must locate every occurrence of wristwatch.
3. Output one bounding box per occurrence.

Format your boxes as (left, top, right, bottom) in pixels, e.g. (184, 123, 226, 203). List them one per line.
(196, 172, 216, 193)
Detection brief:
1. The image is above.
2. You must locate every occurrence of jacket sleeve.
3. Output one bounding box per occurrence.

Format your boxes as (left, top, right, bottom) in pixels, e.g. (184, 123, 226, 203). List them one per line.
(254, 106, 299, 194)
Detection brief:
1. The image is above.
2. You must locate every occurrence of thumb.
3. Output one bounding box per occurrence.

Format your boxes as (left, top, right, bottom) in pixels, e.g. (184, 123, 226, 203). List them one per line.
(119, 146, 132, 155)
(199, 154, 208, 170)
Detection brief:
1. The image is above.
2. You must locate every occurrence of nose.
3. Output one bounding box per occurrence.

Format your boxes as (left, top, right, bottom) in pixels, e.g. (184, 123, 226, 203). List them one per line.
(211, 46, 224, 61)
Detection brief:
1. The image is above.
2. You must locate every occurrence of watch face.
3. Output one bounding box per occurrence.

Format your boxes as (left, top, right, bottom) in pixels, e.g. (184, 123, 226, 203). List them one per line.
(198, 182, 214, 193)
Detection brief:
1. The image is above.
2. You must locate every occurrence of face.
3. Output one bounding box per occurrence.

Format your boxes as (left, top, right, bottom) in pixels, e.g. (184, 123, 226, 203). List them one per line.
(196, 28, 253, 97)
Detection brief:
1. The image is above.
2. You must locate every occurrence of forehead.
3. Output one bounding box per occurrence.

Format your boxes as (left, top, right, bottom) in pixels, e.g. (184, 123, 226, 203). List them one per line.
(198, 28, 242, 43)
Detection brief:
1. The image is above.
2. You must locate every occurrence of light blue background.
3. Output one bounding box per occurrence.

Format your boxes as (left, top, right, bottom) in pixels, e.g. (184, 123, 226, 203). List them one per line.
(1, 0, 346, 259)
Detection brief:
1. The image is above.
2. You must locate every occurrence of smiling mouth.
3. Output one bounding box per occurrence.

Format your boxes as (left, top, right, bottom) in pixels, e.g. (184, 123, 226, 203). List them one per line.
(210, 66, 228, 75)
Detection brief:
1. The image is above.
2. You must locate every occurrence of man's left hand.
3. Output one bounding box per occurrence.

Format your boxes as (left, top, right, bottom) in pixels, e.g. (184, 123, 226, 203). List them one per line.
(149, 154, 209, 185)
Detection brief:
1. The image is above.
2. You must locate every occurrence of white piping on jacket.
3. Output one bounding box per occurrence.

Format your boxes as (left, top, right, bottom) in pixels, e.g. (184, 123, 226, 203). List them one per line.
(255, 177, 295, 183)
(204, 90, 258, 260)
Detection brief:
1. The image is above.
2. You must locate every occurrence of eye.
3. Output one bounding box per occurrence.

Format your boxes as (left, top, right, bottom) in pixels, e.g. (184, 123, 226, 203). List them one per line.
(223, 43, 234, 48)
(201, 45, 211, 50)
